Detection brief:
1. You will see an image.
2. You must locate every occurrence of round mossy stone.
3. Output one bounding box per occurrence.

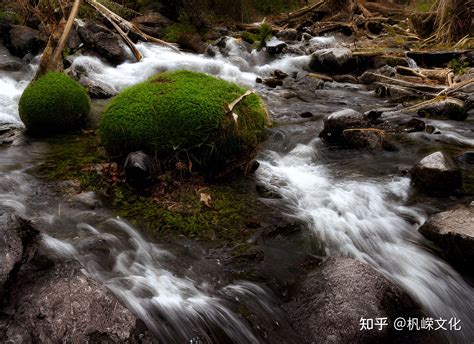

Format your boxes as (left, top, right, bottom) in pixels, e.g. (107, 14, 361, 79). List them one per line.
(99, 70, 268, 174)
(19, 72, 90, 135)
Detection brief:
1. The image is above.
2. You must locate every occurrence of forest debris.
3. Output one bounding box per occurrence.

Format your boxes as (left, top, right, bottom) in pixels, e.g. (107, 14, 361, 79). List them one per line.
(227, 90, 254, 124)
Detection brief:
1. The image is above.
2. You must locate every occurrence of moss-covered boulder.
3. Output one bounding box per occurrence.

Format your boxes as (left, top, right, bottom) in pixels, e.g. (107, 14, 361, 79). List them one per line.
(19, 72, 90, 135)
(99, 70, 268, 175)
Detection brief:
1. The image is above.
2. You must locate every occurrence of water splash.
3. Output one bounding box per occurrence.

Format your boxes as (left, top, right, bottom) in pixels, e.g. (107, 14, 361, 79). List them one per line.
(42, 218, 282, 343)
(257, 140, 474, 341)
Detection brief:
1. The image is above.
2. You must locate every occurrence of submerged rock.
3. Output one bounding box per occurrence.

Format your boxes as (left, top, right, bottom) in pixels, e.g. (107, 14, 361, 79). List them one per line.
(286, 257, 428, 343)
(411, 151, 462, 196)
(417, 97, 467, 121)
(319, 109, 369, 145)
(420, 206, 474, 268)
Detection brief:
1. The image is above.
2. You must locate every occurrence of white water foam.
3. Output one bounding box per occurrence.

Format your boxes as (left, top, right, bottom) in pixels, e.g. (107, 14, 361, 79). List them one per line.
(42, 218, 281, 343)
(257, 140, 474, 341)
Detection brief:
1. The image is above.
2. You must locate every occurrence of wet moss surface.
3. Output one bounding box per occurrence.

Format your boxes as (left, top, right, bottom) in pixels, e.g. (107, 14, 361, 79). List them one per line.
(30, 132, 265, 243)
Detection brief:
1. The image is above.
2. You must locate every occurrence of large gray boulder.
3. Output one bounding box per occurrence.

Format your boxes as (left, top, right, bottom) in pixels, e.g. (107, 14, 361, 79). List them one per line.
(420, 206, 474, 268)
(2, 260, 151, 342)
(309, 48, 356, 74)
(286, 257, 430, 344)
(411, 151, 462, 196)
(319, 109, 369, 145)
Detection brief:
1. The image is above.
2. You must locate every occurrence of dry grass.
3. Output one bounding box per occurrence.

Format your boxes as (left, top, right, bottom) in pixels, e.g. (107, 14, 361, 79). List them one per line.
(434, 0, 473, 43)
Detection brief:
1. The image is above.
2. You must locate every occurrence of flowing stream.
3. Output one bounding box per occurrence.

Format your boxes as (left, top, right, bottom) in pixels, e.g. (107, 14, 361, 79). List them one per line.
(0, 38, 473, 342)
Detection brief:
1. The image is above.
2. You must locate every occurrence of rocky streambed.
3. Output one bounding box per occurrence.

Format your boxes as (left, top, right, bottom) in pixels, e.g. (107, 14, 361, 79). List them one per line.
(0, 14, 473, 343)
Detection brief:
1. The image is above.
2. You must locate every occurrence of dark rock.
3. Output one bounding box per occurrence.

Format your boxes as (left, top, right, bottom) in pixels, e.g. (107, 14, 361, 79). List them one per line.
(0, 123, 23, 145)
(177, 32, 207, 54)
(456, 151, 474, 165)
(80, 77, 117, 99)
(420, 206, 474, 268)
(67, 29, 82, 51)
(4, 260, 150, 342)
(366, 20, 383, 35)
(342, 128, 385, 149)
(272, 69, 288, 80)
(77, 23, 127, 65)
(266, 39, 287, 55)
(263, 78, 283, 88)
(2, 25, 44, 58)
(373, 55, 409, 69)
(309, 48, 356, 75)
(425, 124, 437, 134)
(276, 29, 302, 41)
(358, 71, 378, 84)
(248, 160, 260, 174)
(131, 12, 173, 38)
(299, 111, 313, 118)
(417, 98, 467, 121)
(124, 151, 156, 189)
(287, 257, 429, 344)
(364, 109, 384, 121)
(0, 213, 38, 301)
(0, 60, 25, 72)
(319, 109, 369, 145)
(332, 74, 358, 83)
(256, 183, 281, 199)
(400, 118, 426, 132)
(411, 151, 462, 196)
(407, 50, 471, 68)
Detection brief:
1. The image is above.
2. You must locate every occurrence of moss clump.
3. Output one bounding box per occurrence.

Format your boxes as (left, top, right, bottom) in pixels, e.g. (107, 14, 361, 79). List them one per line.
(99, 70, 268, 174)
(31, 133, 261, 242)
(19, 72, 90, 135)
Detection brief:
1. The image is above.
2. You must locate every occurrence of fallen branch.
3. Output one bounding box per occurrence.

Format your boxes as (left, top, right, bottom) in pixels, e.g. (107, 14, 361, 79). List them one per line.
(227, 90, 254, 124)
(85, 0, 179, 52)
(364, 72, 445, 93)
(396, 66, 427, 79)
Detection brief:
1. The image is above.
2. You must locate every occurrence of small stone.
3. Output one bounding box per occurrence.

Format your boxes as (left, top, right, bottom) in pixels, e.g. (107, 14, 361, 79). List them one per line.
(299, 112, 313, 118)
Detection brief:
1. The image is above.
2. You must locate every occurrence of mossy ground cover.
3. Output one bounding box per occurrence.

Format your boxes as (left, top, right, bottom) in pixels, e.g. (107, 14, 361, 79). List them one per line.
(19, 72, 90, 135)
(32, 132, 263, 242)
(99, 70, 267, 175)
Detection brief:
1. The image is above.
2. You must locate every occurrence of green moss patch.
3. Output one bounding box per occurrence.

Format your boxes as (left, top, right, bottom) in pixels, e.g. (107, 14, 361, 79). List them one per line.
(99, 70, 268, 174)
(19, 72, 90, 135)
(32, 133, 263, 242)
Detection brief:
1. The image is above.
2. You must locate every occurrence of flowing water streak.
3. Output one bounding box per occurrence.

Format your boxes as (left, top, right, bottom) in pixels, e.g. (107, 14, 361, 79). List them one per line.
(256, 141, 474, 341)
(41, 218, 279, 343)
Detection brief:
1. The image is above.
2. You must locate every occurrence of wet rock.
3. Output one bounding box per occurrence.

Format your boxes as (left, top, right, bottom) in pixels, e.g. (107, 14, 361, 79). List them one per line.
(406, 50, 470, 68)
(0, 123, 23, 145)
(453, 67, 474, 84)
(131, 12, 173, 38)
(332, 74, 358, 83)
(417, 97, 467, 121)
(287, 257, 427, 344)
(4, 260, 149, 342)
(399, 118, 426, 133)
(299, 111, 313, 118)
(2, 25, 44, 58)
(77, 23, 127, 65)
(456, 151, 474, 165)
(309, 48, 356, 74)
(272, 69, 288, 80)
(320, 109, 369, 145)
(0, 214, 38, 300)
(256, 183, 281, 199)
(79, 76, 117, 99)
(372, 55, 409, 68)
(411, 151, 462, 196)
(0, 60, 26, 72)
(266, 38, 287, 56)
(177, 32, 207, 54)
(342, 128, 385, 149)
(67, 29, 82, 52)
(263, 78, 283, 88)
(276, 29, 302, 41)
(124, 151, 156, 189)
(420, 206, 474, 268)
